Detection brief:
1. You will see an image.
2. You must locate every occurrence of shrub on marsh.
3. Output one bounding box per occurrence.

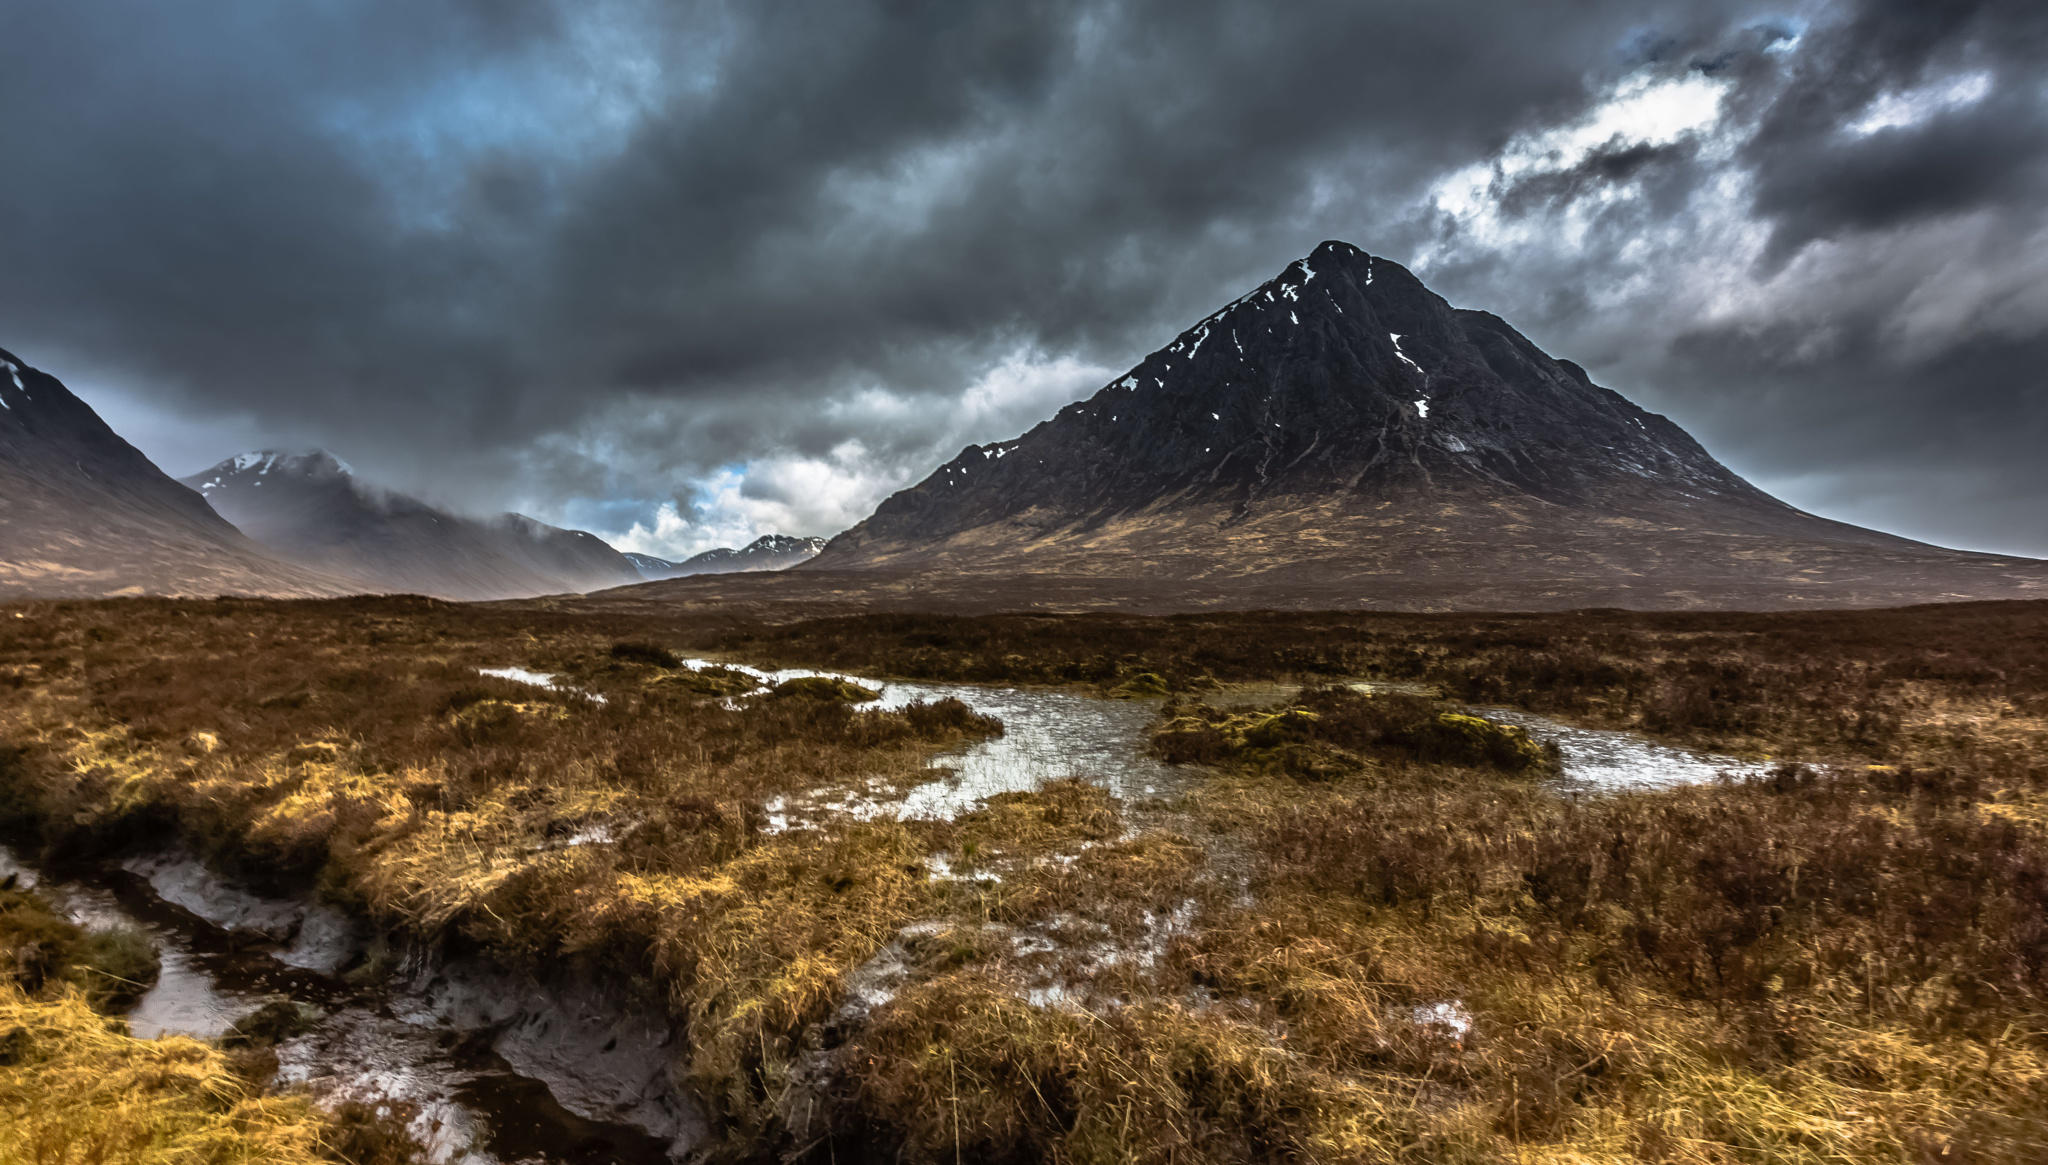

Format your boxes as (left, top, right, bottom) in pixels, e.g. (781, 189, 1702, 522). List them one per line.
(71, 926, 160, 1010)
(609, 640, 682, 668)
(1394, 712, 1550, 772)
(659, 666, 759, 698)
(1152, 690, 1551, 777)
(770, 675, 881, 703)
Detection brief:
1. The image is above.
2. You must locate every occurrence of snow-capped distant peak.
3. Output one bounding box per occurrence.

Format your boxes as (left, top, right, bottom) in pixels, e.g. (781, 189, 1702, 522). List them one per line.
(208, 449, 356, 483)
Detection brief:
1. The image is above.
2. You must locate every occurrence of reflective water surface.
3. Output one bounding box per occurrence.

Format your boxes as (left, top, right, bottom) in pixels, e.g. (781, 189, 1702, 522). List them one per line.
(682, 659, 1185, 823)
(1478, 705, 1777, 791)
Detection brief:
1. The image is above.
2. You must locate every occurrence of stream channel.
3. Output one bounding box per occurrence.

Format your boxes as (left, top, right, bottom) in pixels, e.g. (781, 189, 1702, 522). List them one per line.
(3, 662, 1778, 1163)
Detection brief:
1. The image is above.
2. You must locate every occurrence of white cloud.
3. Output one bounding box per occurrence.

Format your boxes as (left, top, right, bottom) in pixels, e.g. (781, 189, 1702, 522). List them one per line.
(1417, 69, 1731, 260)
(1847, 71, 1993, 136)
(605, 348, 1115, 556)
(956, 348, 1115, 436)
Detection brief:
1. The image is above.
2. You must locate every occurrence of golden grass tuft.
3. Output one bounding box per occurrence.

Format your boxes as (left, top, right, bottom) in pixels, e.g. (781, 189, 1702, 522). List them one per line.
(0, 987, 342, 1165)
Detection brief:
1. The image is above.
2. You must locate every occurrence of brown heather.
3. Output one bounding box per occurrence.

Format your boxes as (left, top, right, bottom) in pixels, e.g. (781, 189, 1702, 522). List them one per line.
(1, 595, 2046, 1162)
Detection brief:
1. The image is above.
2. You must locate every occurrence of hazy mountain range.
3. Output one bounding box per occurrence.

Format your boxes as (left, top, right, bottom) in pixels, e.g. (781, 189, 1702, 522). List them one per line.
(0, 353, 820, 600)
(629, 536, 828, 580)
(180, 450, 643, 601)
(5, 242, 2045, 608)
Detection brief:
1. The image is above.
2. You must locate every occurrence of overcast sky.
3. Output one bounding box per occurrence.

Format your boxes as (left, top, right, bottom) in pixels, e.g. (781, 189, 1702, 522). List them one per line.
(3, 0, 2043, 557)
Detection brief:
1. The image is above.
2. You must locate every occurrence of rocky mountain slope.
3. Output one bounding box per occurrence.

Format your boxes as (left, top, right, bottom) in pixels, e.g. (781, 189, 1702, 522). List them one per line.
(182, 451, 642, 600)
(0, 346, 347, 598)
(812, 242, 2047, 609)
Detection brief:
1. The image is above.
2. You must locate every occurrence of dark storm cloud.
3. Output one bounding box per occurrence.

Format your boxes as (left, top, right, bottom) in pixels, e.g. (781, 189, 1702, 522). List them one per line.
(1740, 0, 2048, 261)
(1, 0, 2045, 554)
(1492, 139, 1702, 219)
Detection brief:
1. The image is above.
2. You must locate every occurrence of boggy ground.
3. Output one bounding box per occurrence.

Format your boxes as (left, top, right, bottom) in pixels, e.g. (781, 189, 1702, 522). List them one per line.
(708, 601, 2048, 765)
(0, 876, 415, 1164)
(1, 595, 2046, 1163)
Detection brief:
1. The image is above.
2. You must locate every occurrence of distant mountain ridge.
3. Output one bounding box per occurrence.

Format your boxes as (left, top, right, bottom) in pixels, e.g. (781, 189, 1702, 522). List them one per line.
(624, 551, 684, 579)
(183, 450, 643, 600)
(628, 535, 827, 580)
(812, 241, 2048, 609)
(0, 346, 346, 598)
(679, 534, 827, 575)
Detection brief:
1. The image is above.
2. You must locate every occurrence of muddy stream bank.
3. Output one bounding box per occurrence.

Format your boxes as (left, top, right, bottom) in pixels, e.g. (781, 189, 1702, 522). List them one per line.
(0, 845, 697, 1165)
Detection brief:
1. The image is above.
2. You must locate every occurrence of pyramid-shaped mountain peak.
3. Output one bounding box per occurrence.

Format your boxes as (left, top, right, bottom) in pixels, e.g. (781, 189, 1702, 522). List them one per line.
(812, 245, 2045, 608)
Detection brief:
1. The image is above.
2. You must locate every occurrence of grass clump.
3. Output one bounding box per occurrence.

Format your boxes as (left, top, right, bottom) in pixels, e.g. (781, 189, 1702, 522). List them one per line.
(608, 639, 682, 668)
(1396, 711, 1550, 771)
(221, 999, 322, 1050)
(1152, 688, 1554, 778)
(1, 885, 159, 1010)
(659, 665, 760, 698)
(771, 675, 882, 703)
(1109, 671, 1172, 698)
(0, 986, 380, 1165)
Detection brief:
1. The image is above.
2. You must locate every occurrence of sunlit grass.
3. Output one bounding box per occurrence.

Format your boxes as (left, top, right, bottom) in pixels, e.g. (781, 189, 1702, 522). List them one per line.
(1, 596, 2045, 1161)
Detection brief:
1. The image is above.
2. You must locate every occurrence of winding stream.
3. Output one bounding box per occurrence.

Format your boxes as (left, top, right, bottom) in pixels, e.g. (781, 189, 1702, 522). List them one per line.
(5, 662, 1777, 1163)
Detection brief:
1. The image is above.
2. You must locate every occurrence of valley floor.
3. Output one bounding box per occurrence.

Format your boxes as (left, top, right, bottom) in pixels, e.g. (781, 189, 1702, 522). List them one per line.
(2, 596, 2046, 1163)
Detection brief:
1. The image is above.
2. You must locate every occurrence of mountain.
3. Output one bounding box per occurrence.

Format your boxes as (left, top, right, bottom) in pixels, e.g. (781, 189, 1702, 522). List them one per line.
(616, 537, 824, 582)
(182, 451, 642, 600)
(624, 552, 685, 580)
(0, 347, 347, 598)
(813, 242, 2048, 609)
(654, 535, 827, 578)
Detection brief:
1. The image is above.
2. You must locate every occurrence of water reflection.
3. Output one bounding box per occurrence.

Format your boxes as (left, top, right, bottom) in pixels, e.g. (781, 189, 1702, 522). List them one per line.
(681, 660, 1183, 821)
(1478, 705, 1777, 791)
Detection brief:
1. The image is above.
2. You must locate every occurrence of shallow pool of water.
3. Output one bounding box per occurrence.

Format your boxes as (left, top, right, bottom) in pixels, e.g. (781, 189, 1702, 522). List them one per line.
(686, 659, 1786, 818)
(682, 659, 1185, 821)
(1478, 705, 1778, 792)
(477, 666, 609, 705)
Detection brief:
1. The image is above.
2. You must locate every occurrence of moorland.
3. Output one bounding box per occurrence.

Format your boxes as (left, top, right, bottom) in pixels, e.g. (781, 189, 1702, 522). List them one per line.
(3, 596, 2046, 1163)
